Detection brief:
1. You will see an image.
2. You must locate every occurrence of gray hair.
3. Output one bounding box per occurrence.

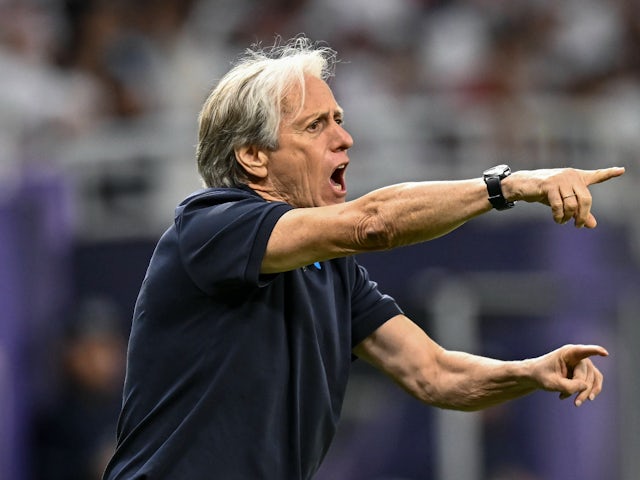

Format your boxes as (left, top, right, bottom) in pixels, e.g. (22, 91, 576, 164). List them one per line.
(196, 36, 338, 188)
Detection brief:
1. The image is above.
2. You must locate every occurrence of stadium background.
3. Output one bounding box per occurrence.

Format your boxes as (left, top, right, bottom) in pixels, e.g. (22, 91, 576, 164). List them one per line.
(1, 0, 639, 479)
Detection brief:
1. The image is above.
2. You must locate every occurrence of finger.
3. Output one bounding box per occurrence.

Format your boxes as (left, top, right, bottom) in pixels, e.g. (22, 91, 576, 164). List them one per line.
(582, 166, 625, 186)
(573, 168, 622, 227)
(565, 186, 593, 228)
(589, 366, 605, 401)
(555, 359, 591, 405)
(573, 361, 595, 407)
(548, 189, 566, 224)
(575, 389, 589, 407)
(562, 345, 609, 367)
(554, 377, 587, 401)
(560, 191, 579, 225)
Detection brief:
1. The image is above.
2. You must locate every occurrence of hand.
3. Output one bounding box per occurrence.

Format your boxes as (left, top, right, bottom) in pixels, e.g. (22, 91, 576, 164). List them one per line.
(529, 344, 608, 407)
(505, 167, 625, 228)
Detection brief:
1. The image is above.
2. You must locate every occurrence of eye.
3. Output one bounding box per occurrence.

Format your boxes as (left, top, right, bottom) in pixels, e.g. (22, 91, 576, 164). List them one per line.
(307, 119, 322, 132)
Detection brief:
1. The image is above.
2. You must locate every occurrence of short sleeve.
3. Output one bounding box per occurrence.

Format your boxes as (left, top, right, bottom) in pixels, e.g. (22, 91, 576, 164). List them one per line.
(349, 261, 403, 347)
(174, 190, 293, 294)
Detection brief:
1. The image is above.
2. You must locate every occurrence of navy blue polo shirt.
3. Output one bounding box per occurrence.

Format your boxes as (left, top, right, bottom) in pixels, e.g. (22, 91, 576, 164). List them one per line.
(103, 186, 402, 480)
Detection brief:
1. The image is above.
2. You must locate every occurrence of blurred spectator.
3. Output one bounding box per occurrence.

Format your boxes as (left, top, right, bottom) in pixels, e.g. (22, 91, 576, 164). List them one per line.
(0, 0, 102, 171)
(31, 297, 126, 480)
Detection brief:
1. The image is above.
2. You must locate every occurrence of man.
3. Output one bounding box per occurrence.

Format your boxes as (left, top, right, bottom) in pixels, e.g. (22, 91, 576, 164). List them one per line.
(103, 37, 624, 480)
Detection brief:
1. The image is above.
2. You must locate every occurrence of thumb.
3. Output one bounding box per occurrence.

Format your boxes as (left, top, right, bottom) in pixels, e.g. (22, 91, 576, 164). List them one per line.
(583, 213, 597, 229)
(556, 377, 588, 399)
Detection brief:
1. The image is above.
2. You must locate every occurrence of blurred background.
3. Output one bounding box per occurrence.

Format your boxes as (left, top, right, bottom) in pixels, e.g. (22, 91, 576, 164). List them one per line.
(1, 0, 639, 479)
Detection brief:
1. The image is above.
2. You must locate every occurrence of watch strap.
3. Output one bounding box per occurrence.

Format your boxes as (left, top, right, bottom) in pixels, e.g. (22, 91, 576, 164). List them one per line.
(483, 166, 515, 210)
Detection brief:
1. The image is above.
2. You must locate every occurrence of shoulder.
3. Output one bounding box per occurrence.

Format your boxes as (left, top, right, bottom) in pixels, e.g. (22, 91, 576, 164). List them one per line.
(175, 185, 292, 218)
(177, 186, 263, 211)
(173, 186, 293, 245)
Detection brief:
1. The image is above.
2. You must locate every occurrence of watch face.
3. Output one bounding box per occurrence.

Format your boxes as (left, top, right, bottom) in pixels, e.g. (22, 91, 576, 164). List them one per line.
(483, 164, 510, 176)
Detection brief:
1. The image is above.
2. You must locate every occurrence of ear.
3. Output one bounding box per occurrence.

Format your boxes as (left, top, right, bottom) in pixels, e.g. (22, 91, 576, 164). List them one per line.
(234, 145, 269, 179)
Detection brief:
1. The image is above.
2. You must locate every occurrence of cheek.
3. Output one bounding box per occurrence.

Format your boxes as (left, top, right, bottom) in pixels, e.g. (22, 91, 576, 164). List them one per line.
(310, 165, 328, 190)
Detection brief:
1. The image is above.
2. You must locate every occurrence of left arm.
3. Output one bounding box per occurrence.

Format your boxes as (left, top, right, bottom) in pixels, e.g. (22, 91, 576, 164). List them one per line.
(261, 167, 625, 274)
(353, 315, 607, 410)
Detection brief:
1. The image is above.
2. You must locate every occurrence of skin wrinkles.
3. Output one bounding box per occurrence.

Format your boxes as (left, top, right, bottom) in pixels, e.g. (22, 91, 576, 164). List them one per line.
(246, 75, 353, 208)
(350, 199, 400, 252)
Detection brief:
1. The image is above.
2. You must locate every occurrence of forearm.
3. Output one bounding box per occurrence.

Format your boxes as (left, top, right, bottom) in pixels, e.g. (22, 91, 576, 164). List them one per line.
(351, 166, 625, 249)
(351, 178, 492, 250)
(357, 316, 606, 411)
(355, 316, 537, 411)
(426, 350, 537, 411)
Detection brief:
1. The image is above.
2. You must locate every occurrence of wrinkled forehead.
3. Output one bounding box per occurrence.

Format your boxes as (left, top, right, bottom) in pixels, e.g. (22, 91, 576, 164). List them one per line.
(280, 74, 339, 124)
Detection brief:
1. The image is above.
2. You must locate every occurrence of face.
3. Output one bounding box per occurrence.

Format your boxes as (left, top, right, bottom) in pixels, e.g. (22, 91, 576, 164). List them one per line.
(258, 75, 354, 207)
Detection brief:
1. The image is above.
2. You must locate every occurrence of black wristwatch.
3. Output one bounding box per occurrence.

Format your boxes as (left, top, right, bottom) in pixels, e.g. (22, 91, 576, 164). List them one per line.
(483, 164, 515, 210)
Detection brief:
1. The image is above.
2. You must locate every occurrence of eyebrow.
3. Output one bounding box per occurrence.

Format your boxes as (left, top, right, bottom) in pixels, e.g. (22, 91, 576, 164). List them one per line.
(296, 106, 345, 127)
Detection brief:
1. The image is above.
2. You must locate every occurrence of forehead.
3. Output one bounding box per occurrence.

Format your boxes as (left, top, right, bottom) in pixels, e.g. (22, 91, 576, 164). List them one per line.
(282, 75, 339, 121)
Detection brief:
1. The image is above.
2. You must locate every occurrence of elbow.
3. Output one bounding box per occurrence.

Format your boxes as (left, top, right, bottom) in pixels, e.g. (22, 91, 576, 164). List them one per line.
(354, 211, 398, 251)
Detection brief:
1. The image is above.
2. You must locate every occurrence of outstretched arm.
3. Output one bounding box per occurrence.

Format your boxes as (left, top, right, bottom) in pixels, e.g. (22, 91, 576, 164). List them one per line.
(263, 167, 624, 273)
(353, 315, 607, 410)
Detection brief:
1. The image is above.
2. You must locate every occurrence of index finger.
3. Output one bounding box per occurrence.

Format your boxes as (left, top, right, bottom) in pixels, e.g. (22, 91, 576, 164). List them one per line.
(562, 345, 609, 366)
(582, 167, 625, 186)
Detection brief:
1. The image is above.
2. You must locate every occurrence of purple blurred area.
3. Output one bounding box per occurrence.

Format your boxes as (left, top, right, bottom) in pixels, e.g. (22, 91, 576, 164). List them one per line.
(1, 1, 639, 479)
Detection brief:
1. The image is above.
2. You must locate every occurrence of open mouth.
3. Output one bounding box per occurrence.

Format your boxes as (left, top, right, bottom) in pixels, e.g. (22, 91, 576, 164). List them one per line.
(330, 164, 347, 192)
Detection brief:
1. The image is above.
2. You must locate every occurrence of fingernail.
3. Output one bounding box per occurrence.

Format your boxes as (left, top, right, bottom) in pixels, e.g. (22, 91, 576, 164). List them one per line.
(576, 400, 582, 407)
(589, 393, 595, 401)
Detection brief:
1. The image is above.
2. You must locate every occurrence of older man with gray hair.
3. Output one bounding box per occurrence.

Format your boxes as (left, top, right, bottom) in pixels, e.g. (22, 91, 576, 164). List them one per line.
(103, 36, 624, 480)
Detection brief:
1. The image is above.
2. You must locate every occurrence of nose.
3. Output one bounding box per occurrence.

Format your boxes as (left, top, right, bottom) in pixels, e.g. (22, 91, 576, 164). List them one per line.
(333, 122, 353, 152)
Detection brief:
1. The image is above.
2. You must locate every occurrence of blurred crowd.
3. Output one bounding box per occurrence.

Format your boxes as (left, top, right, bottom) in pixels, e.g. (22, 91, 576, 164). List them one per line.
(2, 0, 639, 126)
(1, 1, 639, 479)
(1, 0, 639, 235)
(31, 297, 126, 480)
